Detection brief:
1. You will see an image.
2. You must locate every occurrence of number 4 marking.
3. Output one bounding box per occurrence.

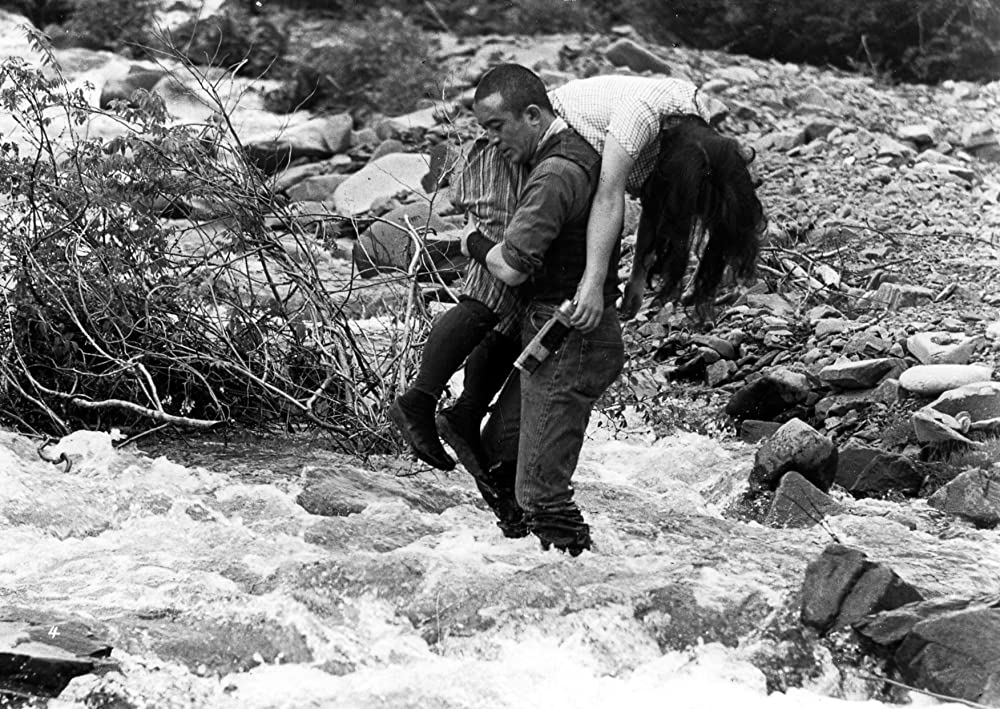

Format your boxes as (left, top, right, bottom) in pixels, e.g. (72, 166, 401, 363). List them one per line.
(48, 625, 60, 638)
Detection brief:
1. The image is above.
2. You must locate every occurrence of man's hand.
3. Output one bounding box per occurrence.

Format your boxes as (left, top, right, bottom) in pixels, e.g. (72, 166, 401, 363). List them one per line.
(570, 281, 604, 333)
(619, 274, 645, 320)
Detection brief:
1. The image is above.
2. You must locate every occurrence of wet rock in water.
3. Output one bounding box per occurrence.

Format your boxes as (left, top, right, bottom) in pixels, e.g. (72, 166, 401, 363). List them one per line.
(764, 471, 844, 528)
(905, 331, 981, 365)
(305, 509, 447, 553)
(749, 418, 837, 492)
(856, 596, 1000, 706)
(927, 380, 1000, 422)
(799, 544, 923, 634)
(352, 202, 464, 280)
(899, 364, 994, 396)
(633, 583, 772, 652)
(928, 468, 1000, 527)
(603, 38, 671, 75)
(818, 357, 897, 390)
(725, 366, 811, 422)
(846, 453, 925, 498)
(0, 610, 115, 698)
(297, 464, 477, 517)
(115, 615, 312, 675)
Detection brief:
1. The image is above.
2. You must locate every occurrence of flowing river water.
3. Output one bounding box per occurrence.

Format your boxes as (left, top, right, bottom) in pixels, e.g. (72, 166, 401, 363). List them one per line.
(2, 422, 998, 708)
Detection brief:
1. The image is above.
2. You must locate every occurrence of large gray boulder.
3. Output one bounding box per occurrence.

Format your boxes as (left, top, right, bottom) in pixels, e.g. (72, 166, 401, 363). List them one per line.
(0, 609, 115, 699)
(334, 153, 432, 216)
(856, 596, 1000, 706)
(352, 202, 464, 280)
(800, 544, 923, 634)
(765, 471, 844, 528)
(819, 357, 897, 390)
(928, 468, 1000, 527)
(847, 453, 925, 498)
(245, 113, 354, 173)
(725, 366, 811, 422)
(899, 364, 993, 396)
(749, 418, 837, 492)
(906, 332, 981, 365)
(928, 380, 1000, 423)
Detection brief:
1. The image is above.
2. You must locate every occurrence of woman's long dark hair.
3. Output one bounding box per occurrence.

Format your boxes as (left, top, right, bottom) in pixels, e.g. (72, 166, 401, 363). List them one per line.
(638, 116, 764, 312)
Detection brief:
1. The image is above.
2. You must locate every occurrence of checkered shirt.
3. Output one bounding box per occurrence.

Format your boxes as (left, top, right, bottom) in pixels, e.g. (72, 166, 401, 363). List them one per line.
(549, 75, 713, 195)
(450, 140, 528, 337)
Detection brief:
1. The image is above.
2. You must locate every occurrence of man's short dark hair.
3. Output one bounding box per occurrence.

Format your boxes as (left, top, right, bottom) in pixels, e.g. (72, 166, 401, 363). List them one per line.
(474, 63, 553, 115)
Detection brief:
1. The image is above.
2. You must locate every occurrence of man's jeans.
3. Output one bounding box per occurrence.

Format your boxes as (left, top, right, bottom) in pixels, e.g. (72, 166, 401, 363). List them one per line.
(482, 302, 625, 545)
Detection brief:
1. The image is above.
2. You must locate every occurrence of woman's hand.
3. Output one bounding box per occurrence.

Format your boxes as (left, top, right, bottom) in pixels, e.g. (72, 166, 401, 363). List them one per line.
(619, 274, 645, 320)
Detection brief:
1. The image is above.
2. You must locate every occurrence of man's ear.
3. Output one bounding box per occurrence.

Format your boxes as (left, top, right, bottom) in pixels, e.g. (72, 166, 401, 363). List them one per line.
(523, 104, 542, 125)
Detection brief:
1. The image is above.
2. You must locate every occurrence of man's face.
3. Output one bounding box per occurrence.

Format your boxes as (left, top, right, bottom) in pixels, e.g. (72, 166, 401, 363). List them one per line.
(473, 92, 540, 165)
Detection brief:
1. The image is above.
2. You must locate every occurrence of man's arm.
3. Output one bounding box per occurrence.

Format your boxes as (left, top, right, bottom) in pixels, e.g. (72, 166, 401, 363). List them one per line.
(620, 200, 657, 319)
(464, 160, 588, 287)
(570, 135, 633, 332)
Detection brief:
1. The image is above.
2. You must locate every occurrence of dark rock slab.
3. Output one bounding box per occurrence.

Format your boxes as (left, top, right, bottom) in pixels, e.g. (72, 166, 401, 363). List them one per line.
(928, 468, 1000, 527)
(765, 471, 844, 528)
(112, 615, 311, 675)
(800, 544, 922, 634)
(928, 381, 1000, 423)
(352, 202, 464, 280)
(725, 367, 811, 422)
(739, 419, 782, 444)
(0, 610, 114, 698)
(296, 465, 479, 517)
(819, 358, 895, 390)
(800, 544, 869, 632)
(634, 583, 772, 652)
(835, 565, 923, 629)
(245, 113, 354, 173)
(856, 596, 1000, 706)
(849, 453, 925, 498)
(749, 418, 837, 492)
(834, 439, 882, 489)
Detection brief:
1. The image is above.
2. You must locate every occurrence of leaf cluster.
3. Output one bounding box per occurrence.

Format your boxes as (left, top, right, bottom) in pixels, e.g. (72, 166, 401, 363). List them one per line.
(161, 5, 288, 77)
(265, 8, 440, 115)
(619, 0, 1000, 83)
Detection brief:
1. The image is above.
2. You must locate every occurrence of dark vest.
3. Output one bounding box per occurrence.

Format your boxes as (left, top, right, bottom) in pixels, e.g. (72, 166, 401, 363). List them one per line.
(524, 129, 620, 305)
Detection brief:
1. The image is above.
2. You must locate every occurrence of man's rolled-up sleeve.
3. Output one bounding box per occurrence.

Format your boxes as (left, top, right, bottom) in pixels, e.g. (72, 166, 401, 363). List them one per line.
(500, 158, 592, 276)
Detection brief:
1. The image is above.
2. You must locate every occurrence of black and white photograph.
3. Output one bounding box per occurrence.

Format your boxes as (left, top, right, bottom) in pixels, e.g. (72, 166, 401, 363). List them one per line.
(0, 0, 998, 706)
